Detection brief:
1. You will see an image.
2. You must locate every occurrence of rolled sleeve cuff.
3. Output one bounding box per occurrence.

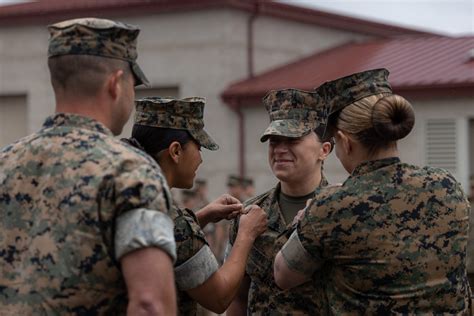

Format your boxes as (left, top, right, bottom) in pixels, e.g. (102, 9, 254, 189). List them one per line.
(115, 208, 176, 262)
(174, 245, 219, 290)
(281, 230, 319, 276)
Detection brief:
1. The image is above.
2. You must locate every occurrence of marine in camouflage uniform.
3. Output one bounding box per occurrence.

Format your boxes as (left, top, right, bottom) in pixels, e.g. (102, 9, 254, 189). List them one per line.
(280, 69, 472, 314)
(0, 19, 175, 314)
(228, 89, 331, 315)
(134, 96, 220, 315)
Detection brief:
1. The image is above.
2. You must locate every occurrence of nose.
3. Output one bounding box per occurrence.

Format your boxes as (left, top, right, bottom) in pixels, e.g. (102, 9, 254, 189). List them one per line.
(273, 141, 288, 154)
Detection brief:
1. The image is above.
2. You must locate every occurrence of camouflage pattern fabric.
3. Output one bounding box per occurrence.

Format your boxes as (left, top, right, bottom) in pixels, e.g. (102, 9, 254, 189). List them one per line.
(319, 68, 392, 115)
(172, 207, 215, 316)
(0, 113, 172, 315)
(135, 96, 218, 150)
(294, 157, 471, 314)
(48, 17, 149, 86)
(260, 88, 328, 142)
(228, 178, 329, 315)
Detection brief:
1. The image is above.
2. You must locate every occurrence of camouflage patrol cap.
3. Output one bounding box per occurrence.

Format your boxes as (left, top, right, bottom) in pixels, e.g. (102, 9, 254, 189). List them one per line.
(227, 175, 243, 187)
(48, 17, 150, 87)
(134, 96, 219, 150)
(320, 68, 392, 116)
(260, 88, 327, 142)
(241, 176, 254, 187)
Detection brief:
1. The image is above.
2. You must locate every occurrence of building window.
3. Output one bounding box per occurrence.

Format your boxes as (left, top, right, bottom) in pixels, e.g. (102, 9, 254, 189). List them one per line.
(425, 119, 457, 171)
(118, 86, 179, 139)
(0, 94, 27, 148)
(425, 118, 469, 192)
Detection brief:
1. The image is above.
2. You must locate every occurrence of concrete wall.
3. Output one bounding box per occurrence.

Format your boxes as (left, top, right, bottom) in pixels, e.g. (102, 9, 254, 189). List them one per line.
(0, 8, 370, 198)
(252, 15, 367, 74)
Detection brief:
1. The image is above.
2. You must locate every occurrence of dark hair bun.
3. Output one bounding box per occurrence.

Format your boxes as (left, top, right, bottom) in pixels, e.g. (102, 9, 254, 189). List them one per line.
(371, 94, 415, 141)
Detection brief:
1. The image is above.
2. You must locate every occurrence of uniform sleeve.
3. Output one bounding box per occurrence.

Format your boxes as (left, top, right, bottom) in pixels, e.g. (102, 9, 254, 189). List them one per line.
(105, 158, 176, 262)
(280, 209, 322, 276)
(174, 210, 219, 290)
(296, 202, 325, 263)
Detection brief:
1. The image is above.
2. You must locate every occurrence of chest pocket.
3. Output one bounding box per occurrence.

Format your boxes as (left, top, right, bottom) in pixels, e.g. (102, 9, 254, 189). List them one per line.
(174, 208, 207, 266)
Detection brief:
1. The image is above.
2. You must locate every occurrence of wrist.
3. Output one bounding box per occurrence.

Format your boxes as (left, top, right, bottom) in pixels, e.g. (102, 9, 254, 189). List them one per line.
(196, 208, 212, 227)
(235, 229, 256, 243)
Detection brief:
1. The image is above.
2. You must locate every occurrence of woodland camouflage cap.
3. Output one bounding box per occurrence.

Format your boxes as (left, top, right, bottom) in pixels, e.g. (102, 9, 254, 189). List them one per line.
(320, 68, 392, 116)
(48, 17, 149, 87)
(260, 88, 327, 142)
(134, 96, 219, 151)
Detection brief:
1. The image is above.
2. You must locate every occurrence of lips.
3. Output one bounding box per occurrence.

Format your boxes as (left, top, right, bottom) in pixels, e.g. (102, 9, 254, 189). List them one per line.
(273, 159, 293, 168)
(275, 159, 292, 163)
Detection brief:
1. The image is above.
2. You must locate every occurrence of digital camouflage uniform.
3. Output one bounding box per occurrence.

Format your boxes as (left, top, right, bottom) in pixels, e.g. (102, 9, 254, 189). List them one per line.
(229, 181, 330, 315)
(228, 89, 331, 314)
(0, 114, 175, 315)
(134, 97, 219, 315)
(282, 69, 472, 315)
(286, 158, 471, 314)
(0, 18, 174, 315)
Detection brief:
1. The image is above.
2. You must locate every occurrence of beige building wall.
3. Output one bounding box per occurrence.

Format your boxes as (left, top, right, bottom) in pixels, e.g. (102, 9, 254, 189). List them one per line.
(0, 8, 371, 198)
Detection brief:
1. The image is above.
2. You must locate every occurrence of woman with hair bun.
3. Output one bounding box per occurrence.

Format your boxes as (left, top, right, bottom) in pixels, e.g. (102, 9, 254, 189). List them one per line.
(274, 69, 471, 314)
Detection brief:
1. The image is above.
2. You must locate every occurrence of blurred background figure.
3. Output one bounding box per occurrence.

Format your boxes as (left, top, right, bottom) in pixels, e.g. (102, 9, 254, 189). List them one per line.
(195, 178, 210, 208)
(242, 176, 256, 201)
(226, 175, 246, 202)
(195, 178, 219, 267)
(181, 189, 199, 210)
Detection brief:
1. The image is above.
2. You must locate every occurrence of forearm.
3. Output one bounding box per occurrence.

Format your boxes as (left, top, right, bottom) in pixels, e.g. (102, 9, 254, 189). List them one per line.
(226, 275, 250, 316)
(211, 232, 254, 308)
(127, 296, 176, 316)
(187, 232, 254, 313)
(196, 207, 212, 228)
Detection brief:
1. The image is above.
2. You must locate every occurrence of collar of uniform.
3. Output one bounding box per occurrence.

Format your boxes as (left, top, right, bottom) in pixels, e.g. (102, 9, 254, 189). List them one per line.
(42, 113, 114, 136)
(350, 157, 401, 177)
(269, 174, 329, 230)
(266, 184, 287, 232)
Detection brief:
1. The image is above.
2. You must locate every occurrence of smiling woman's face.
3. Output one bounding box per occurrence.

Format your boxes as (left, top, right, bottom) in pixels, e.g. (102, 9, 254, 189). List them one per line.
(268, 132, 324, 184)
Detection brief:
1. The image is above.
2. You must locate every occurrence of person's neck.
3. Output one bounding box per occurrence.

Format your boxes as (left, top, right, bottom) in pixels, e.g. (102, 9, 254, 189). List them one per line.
(350, 145, 399, 172)
(55, 96, 113, 132)
(280, 170, 321, 197)
(158, 159, 176, 189)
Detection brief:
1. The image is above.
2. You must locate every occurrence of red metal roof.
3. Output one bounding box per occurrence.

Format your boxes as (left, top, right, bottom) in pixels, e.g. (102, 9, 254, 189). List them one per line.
(0, 0, 429, 37)
(222, 36, 474, 104)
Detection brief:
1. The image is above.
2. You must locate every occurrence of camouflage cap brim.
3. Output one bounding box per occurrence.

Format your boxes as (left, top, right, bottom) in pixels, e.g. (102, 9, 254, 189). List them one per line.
(260, 119, 314, 142)
(189, 129, 219, 151)
(131, 62, 150, 87)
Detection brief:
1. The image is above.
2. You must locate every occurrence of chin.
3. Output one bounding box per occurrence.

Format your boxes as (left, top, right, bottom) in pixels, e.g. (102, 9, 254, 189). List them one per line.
(273, 172, 292, 183)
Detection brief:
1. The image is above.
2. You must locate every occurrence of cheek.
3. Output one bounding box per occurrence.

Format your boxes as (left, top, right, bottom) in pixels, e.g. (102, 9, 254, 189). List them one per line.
(190, 149, 202, 168)
(268, 146, 274, 162)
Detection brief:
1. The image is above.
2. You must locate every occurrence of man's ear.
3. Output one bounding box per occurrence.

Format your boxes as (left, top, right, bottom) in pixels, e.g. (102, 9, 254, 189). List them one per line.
(318, 141, 332, 161)
(107, 69, 124, 101)
(337, 130, 352, 155)
(168, 141, 182, 164)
